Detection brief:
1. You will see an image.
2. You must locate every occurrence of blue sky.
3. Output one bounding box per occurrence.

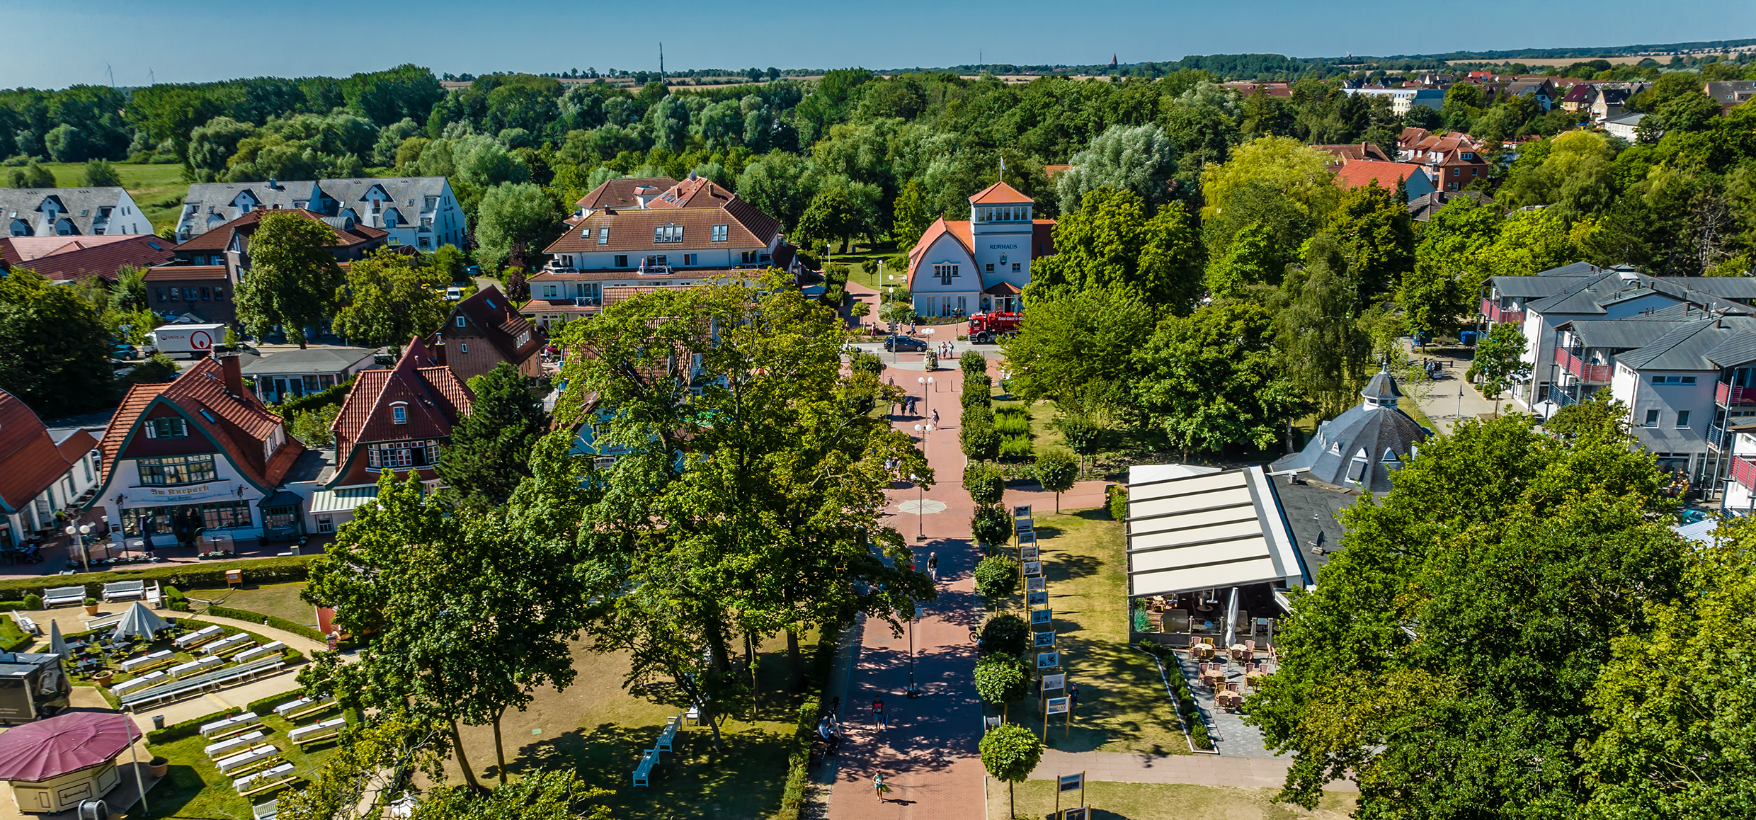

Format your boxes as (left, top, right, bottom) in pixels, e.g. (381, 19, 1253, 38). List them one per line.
(9, 0, 1754, 88)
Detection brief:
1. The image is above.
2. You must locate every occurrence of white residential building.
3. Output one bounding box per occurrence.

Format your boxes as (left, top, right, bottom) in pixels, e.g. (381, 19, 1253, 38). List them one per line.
(906, 181, 1056, 318)
(177, 177, 465, 250)
(1, 187, 150, 237)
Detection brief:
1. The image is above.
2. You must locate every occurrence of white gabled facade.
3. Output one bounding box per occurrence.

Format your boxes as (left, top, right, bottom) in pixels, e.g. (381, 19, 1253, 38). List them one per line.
(1, 187, 150, 237)
(906, 181, 1053, 318)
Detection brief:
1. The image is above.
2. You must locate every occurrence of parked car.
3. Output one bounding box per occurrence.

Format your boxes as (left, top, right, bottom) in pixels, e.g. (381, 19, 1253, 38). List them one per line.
(884, 335, 928, 352)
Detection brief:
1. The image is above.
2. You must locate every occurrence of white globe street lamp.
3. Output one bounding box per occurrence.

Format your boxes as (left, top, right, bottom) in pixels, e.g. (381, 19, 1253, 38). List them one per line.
(64, 522, 93, 574)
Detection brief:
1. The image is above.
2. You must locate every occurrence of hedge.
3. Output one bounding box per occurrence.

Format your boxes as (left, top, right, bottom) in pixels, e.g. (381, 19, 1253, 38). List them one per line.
(0, 601, 26, 611)
(0, 555, 319, 602)
(1106, 484, 1128, 522)
(247, 689, 307, 716)
(205, 605, 326, 643)
(775, 630, 838, 820)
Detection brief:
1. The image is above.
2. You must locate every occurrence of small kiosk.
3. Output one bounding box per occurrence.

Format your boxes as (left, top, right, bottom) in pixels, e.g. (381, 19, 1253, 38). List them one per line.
(0, 711, 143, 813)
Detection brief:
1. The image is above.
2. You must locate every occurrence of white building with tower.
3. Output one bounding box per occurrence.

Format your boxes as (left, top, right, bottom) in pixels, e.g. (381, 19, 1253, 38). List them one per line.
(905, 181, 1055, 318)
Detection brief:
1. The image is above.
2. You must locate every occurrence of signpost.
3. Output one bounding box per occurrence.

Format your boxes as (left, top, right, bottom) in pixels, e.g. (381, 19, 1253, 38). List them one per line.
(1056, 772, 1086, 818)
(1023, 561, 1042, 577)
(1036, 651, 1059, 670)
(1027, 590, 1048, 606)
(1021, 545, 1039, 561)
(1026, 576, 1046, 592)
(1034, 630, 1056, 648)
(1040, 673, 1065, 692)
(1030, 608, 1052, 627)
(1045, 695, 1070, 739)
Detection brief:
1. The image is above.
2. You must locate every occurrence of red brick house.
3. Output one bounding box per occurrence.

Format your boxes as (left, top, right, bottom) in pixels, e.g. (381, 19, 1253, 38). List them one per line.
(326, 337, 473, 491)
(427, 285, 542, 382)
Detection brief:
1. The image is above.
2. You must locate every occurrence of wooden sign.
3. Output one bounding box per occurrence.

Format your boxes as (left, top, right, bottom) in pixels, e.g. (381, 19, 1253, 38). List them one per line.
(1021, 545, 1040, 561)
(1034, 630, 1055, 648)
(1037, 651, 1060, 669)
(1041, 673, 1065, 691)
(1046, 696, 1070, 715)
(1027, 590, 1048, 606)
(1026, 576, 1046, 592)
(1031, 608, 1053, 626)
(1023, 561, 1042, 577)
(1018, 530, 1036, 545)
(1014, 505, 1033, 518)
(1059, 773, 1084, 792)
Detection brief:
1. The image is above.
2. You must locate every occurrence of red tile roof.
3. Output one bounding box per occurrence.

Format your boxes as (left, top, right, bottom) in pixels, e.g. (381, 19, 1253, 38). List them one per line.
(968, 181, 1033, 205)
(98, 357, 304, 491)
(144, 265, 228, 282)
(174, 209, 386, 253)
(576, 177, 680, 211)
(1334, 161, 1426, 190)
(0, 235, 175, 283)
(544, 202, 780, 255)
(331, 337, 472, 459)
(650, 176, 737, 209)
(55, 428, 98, 464)
(0, 390, 79, 513)
(1312, 143, 1393, 163)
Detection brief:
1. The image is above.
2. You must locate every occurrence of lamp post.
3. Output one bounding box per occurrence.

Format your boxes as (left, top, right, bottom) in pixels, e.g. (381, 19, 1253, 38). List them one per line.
(906, 604, 919, 698)
(917, 375, 935, 421)
(911, 426, 933, 541)
(64, 523, 92, 574)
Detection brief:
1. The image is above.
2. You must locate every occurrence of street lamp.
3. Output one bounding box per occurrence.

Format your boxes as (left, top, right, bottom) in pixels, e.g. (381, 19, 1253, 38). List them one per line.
(120, 711, 147, 817)
(917, 376, 935, 422)
(906, 603, 920, 699)
(64, 523, 92, 574)
(911, 427, 934, 542)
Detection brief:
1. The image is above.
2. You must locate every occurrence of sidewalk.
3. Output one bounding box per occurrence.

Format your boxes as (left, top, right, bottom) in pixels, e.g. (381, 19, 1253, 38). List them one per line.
(1028, 749, 1357, 791)
(1406, 343, 1498, 434)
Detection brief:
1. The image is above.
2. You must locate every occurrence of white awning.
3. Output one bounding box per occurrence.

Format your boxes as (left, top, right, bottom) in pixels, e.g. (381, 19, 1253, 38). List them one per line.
(309, 486, 379, 514)
(1124, 465, 1303, 598)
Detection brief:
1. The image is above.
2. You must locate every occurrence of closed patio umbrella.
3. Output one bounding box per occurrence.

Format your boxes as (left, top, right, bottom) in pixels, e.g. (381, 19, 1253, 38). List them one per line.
(109, 602, 170, 643)
(47, 620, 68, 660)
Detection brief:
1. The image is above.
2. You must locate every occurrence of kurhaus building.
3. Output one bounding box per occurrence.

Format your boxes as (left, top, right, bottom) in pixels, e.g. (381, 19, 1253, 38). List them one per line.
(906, 181, 1055, 318)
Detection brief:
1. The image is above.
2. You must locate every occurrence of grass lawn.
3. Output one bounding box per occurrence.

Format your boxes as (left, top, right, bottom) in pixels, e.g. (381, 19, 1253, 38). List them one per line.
(38, 162, 187, 233)
(200, 581, 318, 629)
(0, 615, 27, 650)
(998, 510, 1188, 756)
(986, 779, 1358, 820)
(61, 619, 293, 688)
(445, 632, 820, 819)
(146, 707, 342, 819)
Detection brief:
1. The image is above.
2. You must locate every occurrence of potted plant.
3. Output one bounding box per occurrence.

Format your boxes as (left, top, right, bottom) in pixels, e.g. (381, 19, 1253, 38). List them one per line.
(93, 670, 112, 686)
(149, 756, 169, 777)
(83, 597, 98, 615)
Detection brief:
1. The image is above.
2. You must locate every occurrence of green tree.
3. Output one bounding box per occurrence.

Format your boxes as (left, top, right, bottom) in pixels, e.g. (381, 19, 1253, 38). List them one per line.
(1134, 302, 1311, 458)
(974, 654, 1030, 718)
(1029, 187, 1203, 311)
(878, 298, 915, 327)
(1200, 136, 1337, 258)
(1034, 450, 1077, 513)
(410, 770, 611, 820)
(892, 177, 933, 247)
(0, 269, 116, 417)
(1468, 322, 1531, 414)
(235, 212, 345, 348)
(474, 182, 563, 273)
(1055, 123, 1181, 213)
(1581, 518, 1756, 820)
(1204, 221, 1282, 298)
(331, 250, 451, 349)
(974, 555, 1020, 602)
(7, 163, 55, 189)
(1246, 413, 1682, 816)
(438, 363, 549, 508)
(110, 265, 150, 313)
(273, 710, 451, 820)
(981, 723, 1045, 820)
(1276, 242, 1374, 417)
(1000, 285, 1154, 405)
(981, 613, 1031, 655)
(1329, 181, 1415, 301)
(971, 504, 1013, 549)
(795, 187, 865, 253)
(287, 405, 340, 447)
(963, 461, 1007, 507)
(81, 158, 122, 187)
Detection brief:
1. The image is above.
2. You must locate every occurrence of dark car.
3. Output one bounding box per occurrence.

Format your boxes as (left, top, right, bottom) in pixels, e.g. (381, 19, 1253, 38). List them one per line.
(884, 335, 928, 352)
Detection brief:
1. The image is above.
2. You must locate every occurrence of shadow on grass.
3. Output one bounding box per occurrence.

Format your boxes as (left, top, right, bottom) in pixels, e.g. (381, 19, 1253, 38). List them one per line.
(511, 720, 793, 819)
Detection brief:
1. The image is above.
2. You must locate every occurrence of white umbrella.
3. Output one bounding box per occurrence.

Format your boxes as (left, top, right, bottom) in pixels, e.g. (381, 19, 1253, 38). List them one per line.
(1224, 587, 1240, 648)
(109, 602, 170, 643)
(47, 620, 68, 660)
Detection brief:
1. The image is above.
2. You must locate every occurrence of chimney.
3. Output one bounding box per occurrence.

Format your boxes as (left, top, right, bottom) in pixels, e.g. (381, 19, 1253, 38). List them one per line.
(220, 353, 245, 399)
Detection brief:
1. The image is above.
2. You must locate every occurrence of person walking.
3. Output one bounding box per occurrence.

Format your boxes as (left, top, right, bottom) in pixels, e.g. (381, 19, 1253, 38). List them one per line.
(874, 772, 888, 802)
(872, 693, 888, 728)
(931, 408, 940, 427)
(927, 551, 939, 582)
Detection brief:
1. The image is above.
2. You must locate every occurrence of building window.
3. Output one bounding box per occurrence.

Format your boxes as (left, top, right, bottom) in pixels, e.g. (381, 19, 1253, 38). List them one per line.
(81, 453, 93, 483)
(544, 285, 558, 298)
(598, 228, 609, 244)
(1677, 410, 1691, 428)
(317, 515, 334, 534)
(366, 439, 441, 470)
(137, 453, 218, 485)
(986, 263, 995, 273)
(1644, 409, 1660, 427)
(654, 224, 683, 243)
(615, 255, 628, 267)
(392, 404, 407, 424)
(155, 288, 166, 301)
(147, 417, 188, 439)
(460, 343, 468, 353)
(1013, 263, 1021, 272)
(711, 225, 728, 241)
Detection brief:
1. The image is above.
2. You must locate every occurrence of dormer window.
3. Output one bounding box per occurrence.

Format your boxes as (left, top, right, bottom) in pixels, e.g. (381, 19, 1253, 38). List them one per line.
(392, 404, 408, 424)
(146, 417, 188, 439)
(711, 225, 728, 242)
(456, 316, 466, 328)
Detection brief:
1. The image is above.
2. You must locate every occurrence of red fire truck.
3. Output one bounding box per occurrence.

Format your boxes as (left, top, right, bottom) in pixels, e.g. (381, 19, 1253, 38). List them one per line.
(967, 312, 1023, 344)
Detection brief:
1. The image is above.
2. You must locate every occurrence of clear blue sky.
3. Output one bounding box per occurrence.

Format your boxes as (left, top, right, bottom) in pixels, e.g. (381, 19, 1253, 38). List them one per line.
(10, 0, 1754, 88)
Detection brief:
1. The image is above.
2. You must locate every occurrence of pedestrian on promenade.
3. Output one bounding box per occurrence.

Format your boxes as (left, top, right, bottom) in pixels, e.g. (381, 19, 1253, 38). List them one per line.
(874, 772, 888, 802)
(1068, 681, 1080, 712)
(930, 408, 940, 427)
(927, 552, 938, 582)
(872, 694, 887, 728)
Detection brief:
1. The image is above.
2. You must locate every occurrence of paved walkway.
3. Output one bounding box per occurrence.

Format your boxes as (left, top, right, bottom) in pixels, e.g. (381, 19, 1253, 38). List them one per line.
(1405, 343, 1498, 434)
(1029, 749, 1356, 791)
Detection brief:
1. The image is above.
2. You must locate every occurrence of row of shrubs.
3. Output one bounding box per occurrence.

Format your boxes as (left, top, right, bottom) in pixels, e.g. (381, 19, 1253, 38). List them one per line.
(775, 631, 839, 820)
(1139, 643, 1213, 750)
(0, 555, 319, 602)
(205, 605, 328, 644)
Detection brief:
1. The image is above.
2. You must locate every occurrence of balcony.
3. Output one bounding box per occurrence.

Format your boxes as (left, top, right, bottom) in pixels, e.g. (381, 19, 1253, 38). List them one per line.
(1480, 298, 1526, 325)
(1731, 456, 1756, 490)
(1717, 382, 1756, 407)
(1555, 348, 1614, 384)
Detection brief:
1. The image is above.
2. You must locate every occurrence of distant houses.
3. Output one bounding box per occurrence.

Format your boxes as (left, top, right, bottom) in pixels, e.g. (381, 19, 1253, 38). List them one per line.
(1, 187, 151, 238)
(176, 177, 465, 251)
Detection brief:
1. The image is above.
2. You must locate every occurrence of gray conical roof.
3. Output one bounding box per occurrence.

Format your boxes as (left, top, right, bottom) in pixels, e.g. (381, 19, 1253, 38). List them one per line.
(1361, 369, 1402, 401)
(109, 602, 169, 642)
(48, 620, 67, 660)
(1271, 381, 1431, 493)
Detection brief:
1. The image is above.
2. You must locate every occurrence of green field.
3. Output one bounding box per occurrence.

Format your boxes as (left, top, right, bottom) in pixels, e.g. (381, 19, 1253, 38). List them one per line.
(199, 581, 318, 630)
(39, 162, 188, 233)
(147, 705, 341, 819)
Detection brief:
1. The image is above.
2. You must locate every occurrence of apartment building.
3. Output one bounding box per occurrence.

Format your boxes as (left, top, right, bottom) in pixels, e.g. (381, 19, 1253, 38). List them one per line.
(177, 177, 465, 250)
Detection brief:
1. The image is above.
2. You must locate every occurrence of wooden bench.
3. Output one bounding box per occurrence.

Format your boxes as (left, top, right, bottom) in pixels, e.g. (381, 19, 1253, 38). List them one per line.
(655, 715, 680, 753)
(288, 717, 346, 747)
(216, 744, 282, 776)
(200, 712, 262, 740)
(112, 671, 165, 696)
(234, 763, 297, 797)
(121, 650, 174, 674)
(169, 656, 225, 679)
(631, 750, 657, 787)
(175, 625, 225, 650)
(233, 642, 285, 664)
(102, 580, 146, 602)
(201, 633, 255, 656)
(44, 586, 84, 608)
(206, 730, 268, 760)
(276, 695, 335, 722)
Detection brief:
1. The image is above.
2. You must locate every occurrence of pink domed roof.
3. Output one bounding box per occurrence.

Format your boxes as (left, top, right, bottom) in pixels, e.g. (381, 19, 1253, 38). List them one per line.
(0, 711, 141, 782)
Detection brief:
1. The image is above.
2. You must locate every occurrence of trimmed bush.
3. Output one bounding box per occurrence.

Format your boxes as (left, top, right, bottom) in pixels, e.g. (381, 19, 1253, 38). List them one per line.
(21, 594, 40, 611)
(980, 614, 1030, 656)
(961, 408, 1000, 461)
(0, 600, 27, 611)
(971, 504, 1013, 548)
(961, 378, 992, 411)
(205, 605, 326, 643)
(973, 555, 1020, 602)
(1107, 484, 1128, 521)
(963, 462, 1006, 507)
(0, 555, 317, 600)
(960, 349, 987, 376)
(974, 653, 1030, 707)
(246, 689, 308, 716)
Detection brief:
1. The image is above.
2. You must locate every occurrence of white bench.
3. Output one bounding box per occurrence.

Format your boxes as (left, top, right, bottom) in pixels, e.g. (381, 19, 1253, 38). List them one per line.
(102, 580, 145, 602)
(632, 750, 657, 787)
(656, 715, 680, 753)
(276, 695, 334, 721)
(121, 650, 174, 674)
(175, 625, 225, 650)
(206, 730, 267, 760)
(11, 611, 38, 636)
(145, 582, 163, 609)
(288, 717, 346, 746)
(253, 800, 278, 820)
(120, 658, 286, 711)
(44, 586, 85, 608)
(82, 613, 124, 631)
(233, 642, 285, 664)
(169, 656, 224, 679)
(234, 763, 296, 797)
(200, 712, 262, 740)
(216, 744, 281, 775)
(202, 633, 254, 656)
(112, 671, 164, 695)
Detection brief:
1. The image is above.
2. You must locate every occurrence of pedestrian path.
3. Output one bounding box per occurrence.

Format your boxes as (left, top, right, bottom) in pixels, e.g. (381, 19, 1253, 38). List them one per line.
(1028, 749, 1357, 791)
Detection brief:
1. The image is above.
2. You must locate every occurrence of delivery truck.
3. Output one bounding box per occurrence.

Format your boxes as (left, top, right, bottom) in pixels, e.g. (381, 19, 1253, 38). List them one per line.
(144, 323, 227, 359)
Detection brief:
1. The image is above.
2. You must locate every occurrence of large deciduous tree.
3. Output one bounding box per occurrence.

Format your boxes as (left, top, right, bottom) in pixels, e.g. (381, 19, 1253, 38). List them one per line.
(330, 250, 451, 349)
(1028, 187, 1203, 312)
(1054, 123, 1181, 214)
(235, 212, 345, 348)
(1247, 413, 1684, 817)
(0, 269, 116, 417)
(999, 284, 1154, 405)
(473, 182, 563, 273)
(437, 362, 549, 508)
(1134, 302, 1310, 458)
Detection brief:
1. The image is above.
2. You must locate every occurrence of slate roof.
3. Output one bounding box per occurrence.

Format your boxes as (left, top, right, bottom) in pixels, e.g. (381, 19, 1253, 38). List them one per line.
(1271, 371, 1429, 494)
(1561, 318, 1696, 351)
(174, 208, 387, 254)
(241, 346, 376, 377)
(1668, 276, 1756, 302)
(331, 337, 471, 462)
(144, 265, 227, 282)
(0, 234, 174, 283)
(0, 187, 129, 236)
(179, 178, 449, 238)
(1520, 270, 1754, 317)
(0, 389, 79, 514)
(1614, 316, 1756, 371)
